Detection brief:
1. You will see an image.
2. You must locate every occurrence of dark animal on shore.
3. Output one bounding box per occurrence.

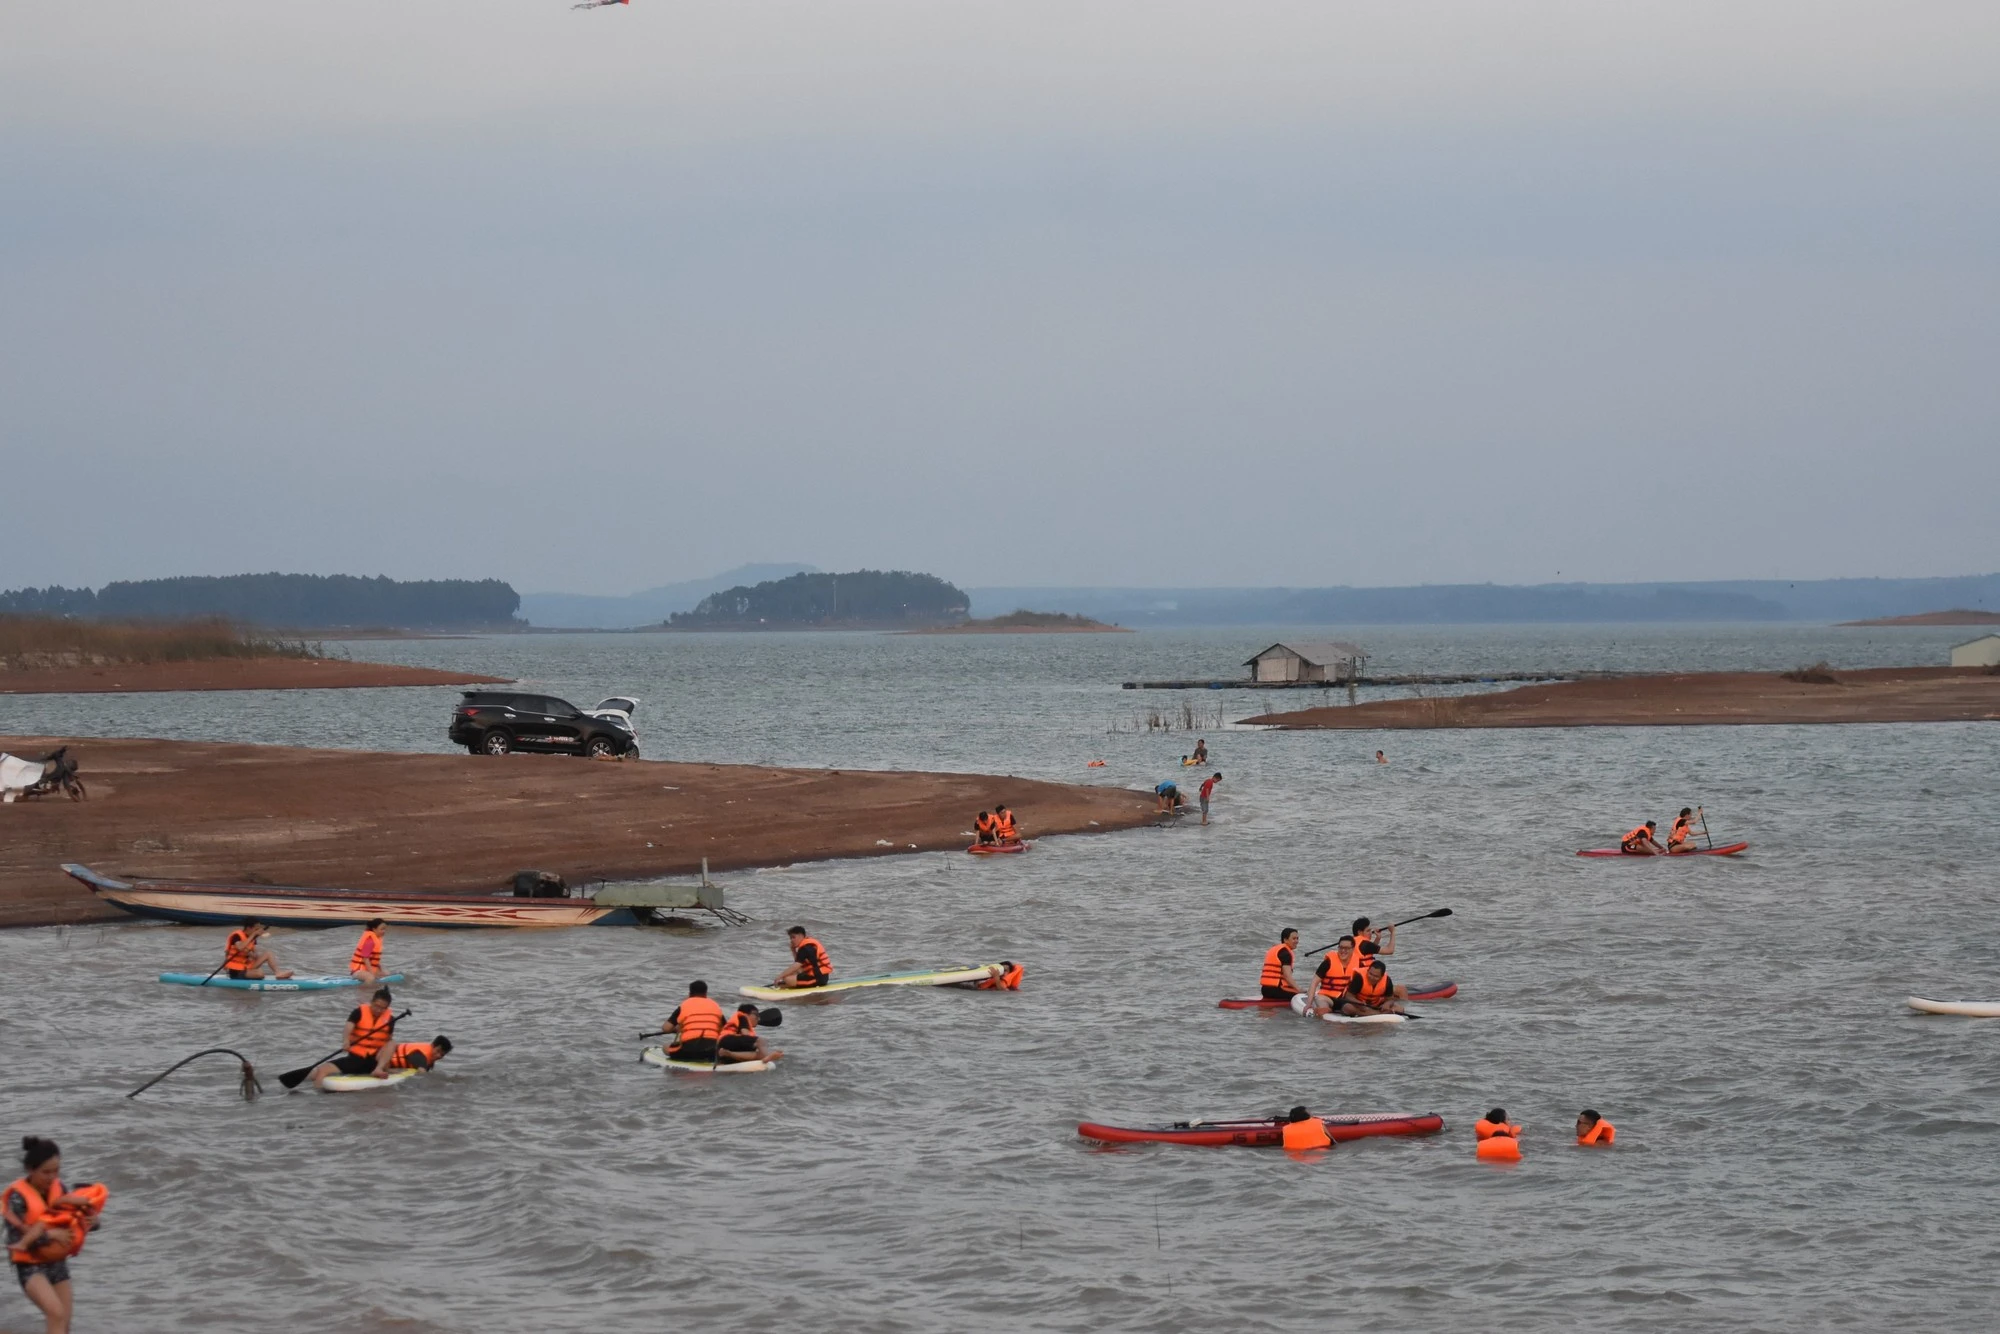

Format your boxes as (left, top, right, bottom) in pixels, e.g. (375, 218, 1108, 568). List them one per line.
(1, 745, 87, 801)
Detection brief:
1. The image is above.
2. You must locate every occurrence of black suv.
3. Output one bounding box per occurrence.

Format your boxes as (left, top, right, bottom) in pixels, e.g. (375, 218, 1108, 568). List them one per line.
(449, 691, 637, 758)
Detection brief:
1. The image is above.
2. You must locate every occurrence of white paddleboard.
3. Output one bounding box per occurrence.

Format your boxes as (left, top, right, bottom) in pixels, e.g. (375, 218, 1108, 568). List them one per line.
(320, 1069, 418, 1093)
(1289, 992, 1409, 1024)
(742, 964, 1006, 1001)
(641, 1046, 773, 1073)
(1908, 997, 2000, 1018)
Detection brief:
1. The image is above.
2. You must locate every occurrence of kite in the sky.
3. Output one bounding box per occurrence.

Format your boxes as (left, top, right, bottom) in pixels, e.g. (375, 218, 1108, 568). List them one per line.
(572, 0, 628, 8)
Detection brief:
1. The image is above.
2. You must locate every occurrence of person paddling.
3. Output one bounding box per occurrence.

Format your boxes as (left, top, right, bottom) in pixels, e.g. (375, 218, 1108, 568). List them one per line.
(718, 1003, 784, 1065)
(1280, 1106, 1331, 1151)
(658, 981, 725, 1062)
(223, 919, 291, 981)
(1667, 808, 1699, 854)
(1310, 937, 1364, 1014)
(1339, 954, 1406, 1017)
(349, 919, 387, 985)
(376, 1036, 452, 1078)
(6, 1136, 102, 1334)
(1621, 820, 1666, 855)
(1198, 772, 1221, 825)
(1576, 1110, 1616, 1145)
(1260, 928, 1301, 1002)
(1350, 917, 1395, 958)
(308, 987, 398, 1090)
(773, 927, 833, 990)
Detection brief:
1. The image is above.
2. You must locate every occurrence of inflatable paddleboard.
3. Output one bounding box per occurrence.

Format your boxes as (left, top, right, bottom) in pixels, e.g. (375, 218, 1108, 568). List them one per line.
(966, 841, 1031, 855)
(641, 1046, 774, 1073)
(320, 1069, 417, 1093)
(742, 963, 1013, 1001)
(1289, 993, 1410, 1023)
(1575, 842, 1748, 858)
(159, 972, 404, 992)
(1078, 1112, 1443, 1147)
(1220, 980, 1456, 1008)
(1908, 997, 2000, 1017)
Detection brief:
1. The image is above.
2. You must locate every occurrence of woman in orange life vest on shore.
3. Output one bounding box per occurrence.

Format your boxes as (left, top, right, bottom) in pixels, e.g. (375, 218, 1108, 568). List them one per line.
(659, 981, 726, 1061)
(773, 926, 833, 989)
(349, 918, 387, 985)
(1339, 952, 1406, 1017)
(1621, 820, 1666, 855)
(1576, 1110, 1616, 1145)
(1280, 1107, 1332, 1152)
(1260, 928, 1302, 1002)
(1475, 1108, 1523, 1162)
(1308, 936, 1363, 1014)
(223, 919, 291, 981)
(717, 1003, 784, 1065)
(5, 1136, 106, 1334)
(308, 987, 398, 1090)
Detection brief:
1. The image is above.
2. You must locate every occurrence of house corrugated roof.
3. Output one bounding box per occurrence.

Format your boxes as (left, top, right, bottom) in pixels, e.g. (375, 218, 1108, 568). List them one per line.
(1243, 641, 1368, 667)
(1952, 633, 2000, 648)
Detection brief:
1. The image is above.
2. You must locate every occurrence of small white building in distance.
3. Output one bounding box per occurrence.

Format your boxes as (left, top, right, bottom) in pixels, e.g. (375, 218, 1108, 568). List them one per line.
(1245, 641, 1369, 683)
(1950, 634, 2000, 668)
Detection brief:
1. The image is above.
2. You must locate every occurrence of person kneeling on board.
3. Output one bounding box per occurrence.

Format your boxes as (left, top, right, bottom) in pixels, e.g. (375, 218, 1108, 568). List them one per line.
(717, 1003, 784, 1065)
(1620, 820, 1667, 855)
(773, 927, 833, 990)
(974, 811, 999, 846)
(1339, 952, 1406, 1017)
(1280, 1106, 1331, 1151)
(223, 919, 292, 981)
(309, 987, 398, 1090)
(349, 918, 388, 986)
(993, 805, 1020, 844)
(1667, 808, 1699, 854)
(1309, 937, 1365, 1014)
(1260, 928, 1302, 1002)
(1576, 1110, 1615, 1145)
(658, 981, 726, 1062)
(375, 1035, 452, 1079)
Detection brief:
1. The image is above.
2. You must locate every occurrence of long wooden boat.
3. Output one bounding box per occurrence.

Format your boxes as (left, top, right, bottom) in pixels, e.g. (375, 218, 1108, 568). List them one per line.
(62, 864, 705, 928)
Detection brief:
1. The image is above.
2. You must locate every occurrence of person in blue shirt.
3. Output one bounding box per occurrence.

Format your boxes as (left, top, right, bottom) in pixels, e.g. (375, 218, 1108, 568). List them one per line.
(1154, 779, 1183, 814)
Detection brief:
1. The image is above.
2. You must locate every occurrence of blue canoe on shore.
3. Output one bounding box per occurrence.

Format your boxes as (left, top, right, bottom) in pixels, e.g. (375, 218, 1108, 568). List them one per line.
(159, 972, 404, 992)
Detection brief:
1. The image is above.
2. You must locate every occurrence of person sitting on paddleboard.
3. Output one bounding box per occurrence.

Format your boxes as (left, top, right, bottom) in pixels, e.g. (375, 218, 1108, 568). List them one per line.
(309, 987, 398, 1090)
(375, 1035, 451, 1079)
(349, 919, 387, 985)
(223, 919, 291, 981)
(659, 981, 725, 1062)
(774, 927, 833, 989)
(994, 806, 1019, 843)
(1260, 928, 1301, 1002)
(1339, 955, 1406, 1016)
(717, 1003, 784, 1065)
(1310, 937, 1364, 1014)
(1620, 821, 1666, 855)
(974, 811, 998, 846)
(1350, 917, 1394, 958)
(1667, 808, 1699, 854)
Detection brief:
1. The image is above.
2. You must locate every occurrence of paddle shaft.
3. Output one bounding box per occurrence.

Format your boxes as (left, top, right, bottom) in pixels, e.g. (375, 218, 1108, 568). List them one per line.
(278, 1008, 409, 1089)
(1304, 908, 1451, 957)
(1698, 805, 1713, 850)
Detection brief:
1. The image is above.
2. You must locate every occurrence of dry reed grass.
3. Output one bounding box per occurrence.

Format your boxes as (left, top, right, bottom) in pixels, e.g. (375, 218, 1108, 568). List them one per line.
(0, 616, 322, 670)
(1780, 661, 1840, 684)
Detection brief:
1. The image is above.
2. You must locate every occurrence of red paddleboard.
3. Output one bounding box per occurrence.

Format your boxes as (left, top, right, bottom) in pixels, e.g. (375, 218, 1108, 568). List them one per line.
(1078, 1112, 1444, 1148)
(1219, 980, 1456, 1009)
(1576, 842, 1748, 858)
(967, 841, 1032, 856)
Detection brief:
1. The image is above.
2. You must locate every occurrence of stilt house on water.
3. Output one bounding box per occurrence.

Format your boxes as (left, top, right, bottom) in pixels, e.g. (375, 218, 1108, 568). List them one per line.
(1244, 641, 1368, 684)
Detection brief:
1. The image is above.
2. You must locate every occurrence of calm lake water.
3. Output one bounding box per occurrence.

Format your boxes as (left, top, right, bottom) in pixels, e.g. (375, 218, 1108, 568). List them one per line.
(2, 625, 1996, 1332)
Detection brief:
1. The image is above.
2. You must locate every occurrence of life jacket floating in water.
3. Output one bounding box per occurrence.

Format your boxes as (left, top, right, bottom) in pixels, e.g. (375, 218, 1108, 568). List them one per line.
(1476, 1137, 1522, 1163)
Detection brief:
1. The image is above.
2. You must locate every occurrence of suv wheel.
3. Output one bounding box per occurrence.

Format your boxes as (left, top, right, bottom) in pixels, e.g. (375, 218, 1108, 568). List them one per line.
(584, 736, 620, 760)
(481, 731, 514, 756)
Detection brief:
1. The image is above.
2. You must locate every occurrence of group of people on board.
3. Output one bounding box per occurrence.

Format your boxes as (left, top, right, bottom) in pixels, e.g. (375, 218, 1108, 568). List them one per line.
(973, 806, 1023, 847)
(654, 981, 784, 1065)
(1620, 806, 1705, 855)
(220, 916, 391, 984)
(303, 985, 454, 1090)
(1259, 919, 1406, 1017)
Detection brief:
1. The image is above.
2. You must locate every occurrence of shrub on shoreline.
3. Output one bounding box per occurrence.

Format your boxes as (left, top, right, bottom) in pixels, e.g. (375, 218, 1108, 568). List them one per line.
(0, 616, 322, 670)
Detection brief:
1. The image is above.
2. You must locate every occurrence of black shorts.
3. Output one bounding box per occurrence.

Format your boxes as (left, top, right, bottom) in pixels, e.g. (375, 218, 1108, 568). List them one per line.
(1260, 985, 1298, 1002)
(226, 969, 249, 980)
(719, 1034, 757, 1053)
(330, 1053, 377, 1076)
(668, 1038, 718, 1062)
(15, 1258, 69, 1291)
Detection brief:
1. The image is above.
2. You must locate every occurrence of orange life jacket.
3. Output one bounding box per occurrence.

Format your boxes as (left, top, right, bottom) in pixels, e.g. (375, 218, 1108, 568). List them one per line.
(1260, 943, 1294, 990)
(1318, 951, 1361, 997)
(795, 938, 832, 983)
(1476, 1136, 1523, 1162)
(975, 814, 996, 836)
(996, 812, 1017, 838)
(975, 962, 1025, 990)
(1353, 969, 1391, 1004)
(1579, 1120, 1616, 1145)
(1281, 1118, 1331, 1150)
(346, 1004, 395, 1058)
(1474, 1119, 1521, 1141)
(1669, 818, 1693, 847)
(671, 996, 725, 1046)
(6, 1178, 105, 1265)
(1622, 825, 1655, 849)
(224, 930, 257, 971)
(349, 929, 383, 974)
(722, 1011, 758, 1039)
(387, 1042, 435, 1071)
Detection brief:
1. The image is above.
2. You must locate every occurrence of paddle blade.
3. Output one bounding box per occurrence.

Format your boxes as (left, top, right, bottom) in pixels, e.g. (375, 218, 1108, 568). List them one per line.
(277, 1065, 318, 1090)
(760, 1008, 783, 1027)
(1431, 908, 1453, 918)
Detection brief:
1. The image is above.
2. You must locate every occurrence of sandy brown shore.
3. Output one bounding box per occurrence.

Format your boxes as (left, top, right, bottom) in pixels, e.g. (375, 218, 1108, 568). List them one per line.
(1243, 666, 2000, 730)
(0, 659, 508, 694)
(899, 625, 1133, 635)
(0, 736, 1155, 928)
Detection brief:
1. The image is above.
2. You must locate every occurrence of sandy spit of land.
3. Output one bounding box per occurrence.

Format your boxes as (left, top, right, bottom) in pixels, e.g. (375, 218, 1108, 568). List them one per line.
(899, 625, 1133, 635)
(0, 659, 509, 694)
(0, 736, 1156, 928)
(1838, 610, 2000, 627)
(1242, 666, 2000, 730)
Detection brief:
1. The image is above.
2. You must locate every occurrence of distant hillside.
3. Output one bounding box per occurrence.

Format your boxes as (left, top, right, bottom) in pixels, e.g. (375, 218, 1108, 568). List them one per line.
(1839, 609, 2000, 627)
(520, 563, 819, 629)
(0, 574, 520, 631)
(669, 570, 969, 629)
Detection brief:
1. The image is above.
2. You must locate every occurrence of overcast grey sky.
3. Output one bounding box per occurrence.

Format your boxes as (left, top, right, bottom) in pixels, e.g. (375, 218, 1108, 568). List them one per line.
(4, 2, 1996, 594)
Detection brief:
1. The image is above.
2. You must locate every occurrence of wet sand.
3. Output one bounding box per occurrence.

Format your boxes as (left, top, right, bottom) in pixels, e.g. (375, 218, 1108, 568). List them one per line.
(0, 659, 508, 694)
(1243, 665, 2000, 730)
(0, 735, 1155, 928)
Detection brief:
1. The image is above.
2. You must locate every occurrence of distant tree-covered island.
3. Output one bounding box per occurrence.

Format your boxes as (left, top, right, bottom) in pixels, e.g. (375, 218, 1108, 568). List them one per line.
(903, 609, 1129, 634)
(666, 570, 970, 629)
(0, 574, 522, 631)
